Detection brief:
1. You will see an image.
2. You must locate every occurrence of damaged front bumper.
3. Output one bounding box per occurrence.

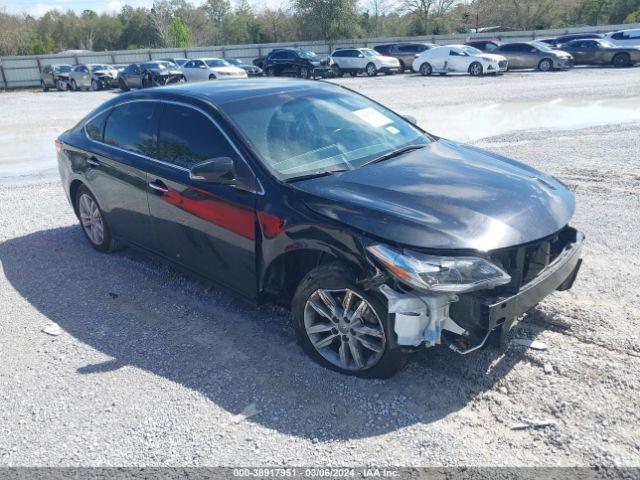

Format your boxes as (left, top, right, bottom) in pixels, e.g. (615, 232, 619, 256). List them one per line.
(378, 229, 584, 353)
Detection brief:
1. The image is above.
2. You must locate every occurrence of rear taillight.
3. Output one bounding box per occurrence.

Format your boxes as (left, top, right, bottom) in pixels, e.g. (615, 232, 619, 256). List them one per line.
(55, 139, 63, 154)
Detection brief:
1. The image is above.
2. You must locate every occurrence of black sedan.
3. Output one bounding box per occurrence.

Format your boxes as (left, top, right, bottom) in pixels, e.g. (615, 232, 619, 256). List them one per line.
(56, 79, 583, 378)
(561, 39, 640, 67)
(118, 61, 185, 90)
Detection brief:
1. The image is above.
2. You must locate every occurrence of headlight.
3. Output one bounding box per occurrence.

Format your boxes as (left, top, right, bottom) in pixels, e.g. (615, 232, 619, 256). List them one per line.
(367, 244, 511, 293)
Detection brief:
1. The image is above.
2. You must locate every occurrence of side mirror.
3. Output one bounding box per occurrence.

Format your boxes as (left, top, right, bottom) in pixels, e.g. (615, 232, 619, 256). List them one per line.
(189, 157, 235, 184)
(403, 115, 418, 125)
(199, 65, 207, 69)
(358, 54, 364, 58)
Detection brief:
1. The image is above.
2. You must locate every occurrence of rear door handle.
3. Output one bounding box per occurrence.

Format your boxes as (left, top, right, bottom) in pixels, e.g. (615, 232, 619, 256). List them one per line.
(87, 156, 100, 167)
(148, 180, 169, 194)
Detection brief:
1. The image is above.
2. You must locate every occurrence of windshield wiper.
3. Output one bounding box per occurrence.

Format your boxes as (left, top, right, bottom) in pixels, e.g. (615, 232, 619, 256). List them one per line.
(360, 144, 426, 168)
(285, 168, 349, 183)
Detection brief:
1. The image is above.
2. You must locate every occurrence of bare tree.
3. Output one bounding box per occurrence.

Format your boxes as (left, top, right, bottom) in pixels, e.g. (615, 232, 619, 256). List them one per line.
(150, 1, 173, 47)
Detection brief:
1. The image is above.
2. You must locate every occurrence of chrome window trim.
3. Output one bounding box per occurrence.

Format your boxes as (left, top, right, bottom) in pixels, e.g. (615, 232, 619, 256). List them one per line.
(83, 98, 264, 195)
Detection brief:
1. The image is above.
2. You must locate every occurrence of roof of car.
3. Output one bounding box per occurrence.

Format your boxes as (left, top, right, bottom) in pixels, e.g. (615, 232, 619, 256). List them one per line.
(115, 78, 337, 106)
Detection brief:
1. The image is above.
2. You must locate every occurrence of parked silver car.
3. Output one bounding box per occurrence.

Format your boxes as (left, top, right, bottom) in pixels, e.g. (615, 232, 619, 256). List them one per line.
(68, 64, 119, 91)
(493, 41, 574, 71)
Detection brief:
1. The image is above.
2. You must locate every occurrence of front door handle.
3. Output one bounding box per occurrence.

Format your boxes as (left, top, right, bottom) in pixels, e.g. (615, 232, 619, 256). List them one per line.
(87, 156, 101, 167)
(148, 180, 169, 194)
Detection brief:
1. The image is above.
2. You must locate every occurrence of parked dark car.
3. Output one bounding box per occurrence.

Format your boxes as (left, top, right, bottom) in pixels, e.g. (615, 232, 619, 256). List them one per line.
(263, 49, 331, 78)
(40, 64, 72, 91)
(56, 79, 583, 378)
(373, 43, 436, 72)
(494, 41, 574, 70)
(160, 57, 189, 67)
(119, 61, 185, 90)
(545, 33, 603, 48)
(227, 58, 263, 76)
(561, 38, 640, 67)
(464, 40, 501, 52)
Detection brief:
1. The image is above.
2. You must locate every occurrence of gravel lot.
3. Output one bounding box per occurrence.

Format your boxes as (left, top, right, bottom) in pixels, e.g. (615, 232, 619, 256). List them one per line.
(1, 67, 639, 467)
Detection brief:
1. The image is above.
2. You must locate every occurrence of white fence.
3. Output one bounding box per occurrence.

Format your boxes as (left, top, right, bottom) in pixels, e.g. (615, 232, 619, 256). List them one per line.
(1, 22, 638, 88)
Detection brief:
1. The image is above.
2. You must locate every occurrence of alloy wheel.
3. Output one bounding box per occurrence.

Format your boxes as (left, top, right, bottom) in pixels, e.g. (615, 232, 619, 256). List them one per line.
(366, 63, 377, 76)
(79, 193, 104, 246)
(469, 62, 483, 76)
(420, 63, 432, 76)
(303, 288, 386, 371)
(539, 59, 552, 71)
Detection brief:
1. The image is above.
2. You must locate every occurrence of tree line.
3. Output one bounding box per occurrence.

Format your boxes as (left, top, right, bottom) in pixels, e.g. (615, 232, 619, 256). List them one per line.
(1, 0, 639, 57)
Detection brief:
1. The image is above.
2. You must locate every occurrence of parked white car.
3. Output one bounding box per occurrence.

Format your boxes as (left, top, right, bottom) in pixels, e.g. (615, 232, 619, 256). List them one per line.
(181, 58, 248, 82)
(330, 48, 400, 77)
(604, 29, 640, 47)
(412, 45, 508, 76)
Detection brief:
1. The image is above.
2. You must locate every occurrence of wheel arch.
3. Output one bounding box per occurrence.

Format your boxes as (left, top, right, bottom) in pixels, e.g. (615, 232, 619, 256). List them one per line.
(69, 179, 85, 216)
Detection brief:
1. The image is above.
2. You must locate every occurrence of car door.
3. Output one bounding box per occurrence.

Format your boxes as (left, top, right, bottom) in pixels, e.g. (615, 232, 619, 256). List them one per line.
(123, 64, 141, 88)
(146, 102, 259, 299)
(82, 102, 158, 250)
(447, 48, 469, 72)
(78, 66, 91, 88)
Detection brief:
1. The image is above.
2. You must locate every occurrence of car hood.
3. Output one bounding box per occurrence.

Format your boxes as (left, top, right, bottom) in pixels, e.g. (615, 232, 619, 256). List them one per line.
(210, 66, 246, 75)
(93, 69, 117, 76)
(480, 53, 506, 62)
(150, 68, 182, 75)
(295, 139, 575, 251)
(378, 55, 399, 64)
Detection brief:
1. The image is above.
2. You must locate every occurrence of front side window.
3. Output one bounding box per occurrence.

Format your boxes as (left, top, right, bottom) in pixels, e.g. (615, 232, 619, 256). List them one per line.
(206, 59, 230, 67)
(104, 102, 156, 156)
(485, 43, 497, 51)
(157, 104, 235, 169)
(220, 86, 429, 181)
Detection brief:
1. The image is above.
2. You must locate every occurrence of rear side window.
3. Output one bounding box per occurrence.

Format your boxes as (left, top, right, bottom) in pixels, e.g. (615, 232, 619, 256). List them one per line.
(157, 104, 236, 169)
(85, 109, 111, 142)
(104, 102, 156, 156)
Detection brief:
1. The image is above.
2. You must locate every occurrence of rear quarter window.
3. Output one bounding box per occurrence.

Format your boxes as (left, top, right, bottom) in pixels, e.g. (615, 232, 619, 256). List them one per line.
(85, 109, 111, 142)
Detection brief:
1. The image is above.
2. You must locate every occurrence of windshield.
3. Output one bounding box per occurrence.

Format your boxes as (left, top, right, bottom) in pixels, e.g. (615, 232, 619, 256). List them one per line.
(298, 50, 318, 59)
(206, 59, 231, 67)
(227, 59, 242, 65)
(54, 65, 71, 73)
(142, 62, 172, 69)
(362, 49, 381, 57)
(532, 41, 553, 51)
(90, 65, 111, 71)
(221, 87, 429, 181)
(462, 46, 482, 56)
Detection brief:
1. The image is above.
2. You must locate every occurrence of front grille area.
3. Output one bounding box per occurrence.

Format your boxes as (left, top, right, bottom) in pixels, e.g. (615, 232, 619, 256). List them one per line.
(498, 60, 508, 69)
(488, 226, 576, 294)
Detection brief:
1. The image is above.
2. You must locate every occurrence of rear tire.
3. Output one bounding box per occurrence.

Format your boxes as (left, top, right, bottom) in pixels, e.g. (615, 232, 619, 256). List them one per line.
(332, 65, 343, 77)
(70, 79, 78, 91)
(292, 262, 407, 378)
(41, 80, 49, 92)
(398, 61, 406, 73)
(208, 74, 217, 80)
(299, 66, 310, 79)
(119, 77, 129, 91)
(90, 79, 101, 91)
(538, 58, 553, 71)
(612, 52, 631, 68)
(266, 66, 275, 77)
(56, 79, 67, 91)
(75, 185, 118, 253)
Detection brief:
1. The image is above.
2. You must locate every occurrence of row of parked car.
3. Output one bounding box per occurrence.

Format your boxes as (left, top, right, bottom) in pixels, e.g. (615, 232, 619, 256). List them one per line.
(41, 27, 640, 91)
(40, 57, 261, 91)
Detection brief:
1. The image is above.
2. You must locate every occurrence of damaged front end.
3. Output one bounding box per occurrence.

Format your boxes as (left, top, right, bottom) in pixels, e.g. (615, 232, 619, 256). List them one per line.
(367, 226, 584, 354)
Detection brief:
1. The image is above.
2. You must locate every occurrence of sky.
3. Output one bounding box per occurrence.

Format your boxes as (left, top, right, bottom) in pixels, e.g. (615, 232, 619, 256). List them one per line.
(2, 0, 287, 17)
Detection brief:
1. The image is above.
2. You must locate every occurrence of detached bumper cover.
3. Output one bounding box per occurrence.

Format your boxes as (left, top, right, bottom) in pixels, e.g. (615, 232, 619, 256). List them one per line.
(482, 230, 584, 329)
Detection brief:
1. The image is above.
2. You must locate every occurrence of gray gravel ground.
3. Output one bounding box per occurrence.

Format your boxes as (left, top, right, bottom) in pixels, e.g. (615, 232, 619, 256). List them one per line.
(1, 66, 639, 467)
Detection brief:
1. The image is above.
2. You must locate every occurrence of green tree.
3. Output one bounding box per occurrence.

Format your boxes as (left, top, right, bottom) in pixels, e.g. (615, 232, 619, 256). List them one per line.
(169, 17, 191, 46)
(294, 0, 362, 41)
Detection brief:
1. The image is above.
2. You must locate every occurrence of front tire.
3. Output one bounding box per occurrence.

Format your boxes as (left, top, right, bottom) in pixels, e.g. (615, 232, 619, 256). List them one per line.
(365, 63, 377, 77)
(299, 66, 310, 79)
(612, 52, 631, 68)
(70, 79, 78, 91)
(469, 62, 483, 76)
(292, 263, 407, 378)
(41, 80, 49, 92)
(90, 79, 101, 91)
(332, 65, 343, 77)
(75, 185, 118, 253)
(56, 79, 67, 91)
(398, 61, 406, 73)
(265, 66, 275, 77)
(419, 62, 432, 76)
(119, 77, 129, 91)
(538, 58, 553, 71)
